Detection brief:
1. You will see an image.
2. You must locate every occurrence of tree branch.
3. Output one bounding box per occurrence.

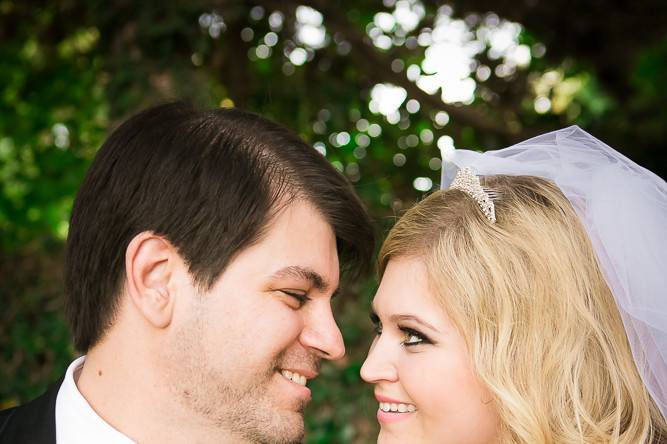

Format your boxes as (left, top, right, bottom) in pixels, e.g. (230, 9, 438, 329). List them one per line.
(255, 0, 529, 140)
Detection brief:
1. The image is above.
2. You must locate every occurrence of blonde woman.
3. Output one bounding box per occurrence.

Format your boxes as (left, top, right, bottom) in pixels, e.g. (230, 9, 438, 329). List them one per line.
(361, 127, 667, 443)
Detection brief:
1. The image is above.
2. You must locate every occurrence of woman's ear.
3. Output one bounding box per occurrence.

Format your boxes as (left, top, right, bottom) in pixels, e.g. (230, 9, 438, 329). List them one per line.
(125, 231, 176, 329)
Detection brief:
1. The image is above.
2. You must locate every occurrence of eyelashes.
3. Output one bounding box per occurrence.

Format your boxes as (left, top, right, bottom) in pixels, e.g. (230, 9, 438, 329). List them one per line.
(369, 312, 431, 347)
(401, 327, 429, 347)
(281, 290, 310, 308)
(370, 312, 381, 334)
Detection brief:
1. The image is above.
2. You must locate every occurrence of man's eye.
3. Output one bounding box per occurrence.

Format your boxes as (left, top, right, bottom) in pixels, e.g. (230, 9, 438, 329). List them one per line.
(281, 290, 309, 308)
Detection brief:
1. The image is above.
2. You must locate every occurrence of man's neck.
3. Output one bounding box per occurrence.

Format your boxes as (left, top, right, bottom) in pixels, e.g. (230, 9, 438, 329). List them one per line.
(76, 342, 250, 444)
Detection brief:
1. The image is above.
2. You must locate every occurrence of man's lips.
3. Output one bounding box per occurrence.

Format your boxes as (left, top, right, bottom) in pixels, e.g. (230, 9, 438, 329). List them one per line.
(279, 369, 316, 387)
(281, 367, 318, 380)
(277, 367, 317, 401)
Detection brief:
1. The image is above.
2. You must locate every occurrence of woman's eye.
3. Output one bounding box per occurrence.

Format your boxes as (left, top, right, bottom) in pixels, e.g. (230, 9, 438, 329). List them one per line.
(370, 312, 382, 336)
(405, 333, 422, 345)
(401, 328, 428, 347)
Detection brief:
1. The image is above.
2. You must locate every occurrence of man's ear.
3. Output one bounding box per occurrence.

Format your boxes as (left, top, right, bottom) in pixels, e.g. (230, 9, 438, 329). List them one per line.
(125, 231, 177, 329)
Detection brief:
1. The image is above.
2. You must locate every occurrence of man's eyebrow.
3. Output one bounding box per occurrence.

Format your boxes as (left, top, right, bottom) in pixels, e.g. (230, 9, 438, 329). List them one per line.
(271, 265, 330, 292)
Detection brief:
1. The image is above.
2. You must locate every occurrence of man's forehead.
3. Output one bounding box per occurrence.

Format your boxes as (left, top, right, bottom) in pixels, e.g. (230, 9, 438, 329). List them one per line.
(262, 200, 339, 263)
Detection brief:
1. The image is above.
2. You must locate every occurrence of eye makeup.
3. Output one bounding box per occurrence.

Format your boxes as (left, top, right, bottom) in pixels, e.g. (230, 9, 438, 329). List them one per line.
(399, 326, 431, 347)
(370, 308, 434, 347)
(370, 311, 382, 335)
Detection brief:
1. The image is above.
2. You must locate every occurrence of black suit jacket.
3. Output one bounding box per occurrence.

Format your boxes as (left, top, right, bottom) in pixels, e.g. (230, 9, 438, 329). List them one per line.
(0, 377, 63, 444)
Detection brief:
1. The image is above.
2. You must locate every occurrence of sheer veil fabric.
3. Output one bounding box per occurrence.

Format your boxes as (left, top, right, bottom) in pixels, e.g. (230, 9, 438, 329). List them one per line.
(440, 126, 667, 418)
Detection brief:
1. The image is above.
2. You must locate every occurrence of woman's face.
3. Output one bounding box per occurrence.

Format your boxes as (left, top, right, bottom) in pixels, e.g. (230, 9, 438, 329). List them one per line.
(361, 257, 499, 444)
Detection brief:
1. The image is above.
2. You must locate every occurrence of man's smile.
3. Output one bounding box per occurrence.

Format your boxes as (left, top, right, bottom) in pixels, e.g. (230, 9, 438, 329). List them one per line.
(279, 370, 309, 386)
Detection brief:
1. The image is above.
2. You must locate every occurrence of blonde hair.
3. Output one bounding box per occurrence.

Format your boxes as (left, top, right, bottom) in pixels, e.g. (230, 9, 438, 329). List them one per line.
(380, 175, 666, 443)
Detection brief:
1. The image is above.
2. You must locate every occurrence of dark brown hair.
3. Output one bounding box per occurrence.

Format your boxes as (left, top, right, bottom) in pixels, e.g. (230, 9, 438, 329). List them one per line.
(65, 102, 374, 351)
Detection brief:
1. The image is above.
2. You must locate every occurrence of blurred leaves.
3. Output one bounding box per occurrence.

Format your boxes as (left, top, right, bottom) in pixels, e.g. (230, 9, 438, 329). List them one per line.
(0, 2, 108, 251)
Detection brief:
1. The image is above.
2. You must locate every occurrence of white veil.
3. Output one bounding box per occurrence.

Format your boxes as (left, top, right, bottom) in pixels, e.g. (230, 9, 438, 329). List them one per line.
(440, 126, 667, 418)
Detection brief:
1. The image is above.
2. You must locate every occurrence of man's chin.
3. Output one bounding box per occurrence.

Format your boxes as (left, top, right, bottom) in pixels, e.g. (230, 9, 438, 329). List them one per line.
(246, 409, 305, 444)
(247, 382, 307, 443)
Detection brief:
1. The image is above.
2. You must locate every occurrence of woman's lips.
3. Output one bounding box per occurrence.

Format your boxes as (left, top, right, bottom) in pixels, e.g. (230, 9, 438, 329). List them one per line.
(375, 394, 417, 424)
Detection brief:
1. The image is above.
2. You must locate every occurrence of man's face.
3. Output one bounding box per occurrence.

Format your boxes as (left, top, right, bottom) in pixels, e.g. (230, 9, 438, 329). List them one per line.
(162, 200, 344, 443)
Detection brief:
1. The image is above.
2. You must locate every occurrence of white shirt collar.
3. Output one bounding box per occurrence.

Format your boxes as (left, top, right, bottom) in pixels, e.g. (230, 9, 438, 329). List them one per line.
(55, 355, 136, 444)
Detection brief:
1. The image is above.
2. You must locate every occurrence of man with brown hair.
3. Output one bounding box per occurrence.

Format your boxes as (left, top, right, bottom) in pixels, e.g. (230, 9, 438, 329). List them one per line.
(0, 102, 374, 444)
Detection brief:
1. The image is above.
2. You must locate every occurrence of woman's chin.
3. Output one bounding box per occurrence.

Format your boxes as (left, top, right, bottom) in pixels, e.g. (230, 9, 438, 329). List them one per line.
(377, 426, 415, 444)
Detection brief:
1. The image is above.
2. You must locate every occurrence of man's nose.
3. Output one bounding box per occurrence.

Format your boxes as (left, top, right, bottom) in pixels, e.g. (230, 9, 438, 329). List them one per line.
(360, 336, 398, 383)
(300, 303, 346, 360)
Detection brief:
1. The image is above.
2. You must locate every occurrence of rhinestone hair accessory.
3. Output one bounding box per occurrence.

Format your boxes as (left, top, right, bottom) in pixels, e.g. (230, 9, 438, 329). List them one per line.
(449, 167, 497, 223)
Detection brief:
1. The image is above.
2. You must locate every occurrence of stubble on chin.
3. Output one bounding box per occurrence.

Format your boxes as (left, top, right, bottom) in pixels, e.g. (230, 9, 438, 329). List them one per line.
(160, 315, 308, 444)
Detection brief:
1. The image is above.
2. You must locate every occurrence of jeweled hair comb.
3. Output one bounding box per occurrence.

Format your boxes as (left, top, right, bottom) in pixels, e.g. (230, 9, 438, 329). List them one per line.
(449, 167, 497, 223)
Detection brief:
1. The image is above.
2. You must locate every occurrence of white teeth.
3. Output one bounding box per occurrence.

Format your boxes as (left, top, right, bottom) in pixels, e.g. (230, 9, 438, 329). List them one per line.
(280, 370, 307, 386)
(379, 402, 417, 413)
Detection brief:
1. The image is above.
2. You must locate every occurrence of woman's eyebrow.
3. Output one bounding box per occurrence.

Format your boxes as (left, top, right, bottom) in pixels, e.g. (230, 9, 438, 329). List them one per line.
(390, 314, 440, 333)
(370, 303, 440, 333)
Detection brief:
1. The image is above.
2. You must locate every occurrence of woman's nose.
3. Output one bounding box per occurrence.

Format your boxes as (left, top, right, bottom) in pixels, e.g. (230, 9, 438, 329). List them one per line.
(360, 336, 398, 383)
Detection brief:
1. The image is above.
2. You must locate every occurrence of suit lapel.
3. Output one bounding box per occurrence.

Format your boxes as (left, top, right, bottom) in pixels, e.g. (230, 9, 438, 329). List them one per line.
(0, 377, 63, 444)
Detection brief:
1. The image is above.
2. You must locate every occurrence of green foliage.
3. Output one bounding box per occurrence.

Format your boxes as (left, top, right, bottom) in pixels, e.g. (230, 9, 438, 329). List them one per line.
(0, 3, 108, 250)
